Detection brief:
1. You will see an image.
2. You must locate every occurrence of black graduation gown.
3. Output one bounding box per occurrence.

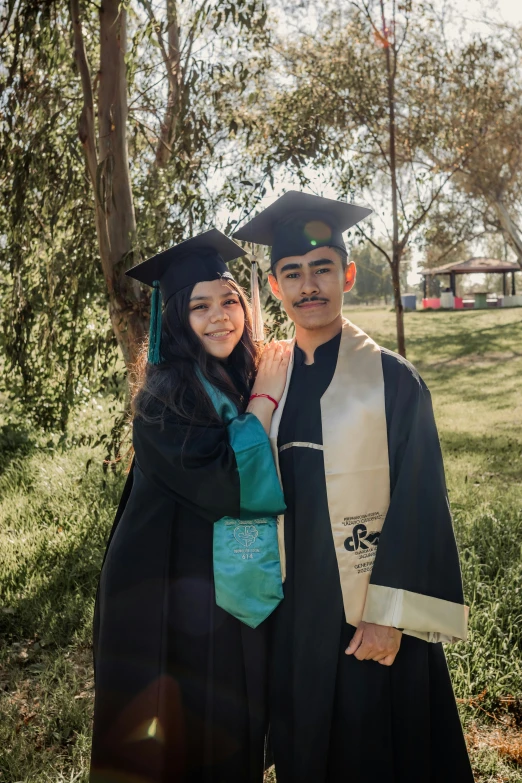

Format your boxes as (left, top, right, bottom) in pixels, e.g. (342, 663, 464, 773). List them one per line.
(90, 411, 270, 783)
(270, 333, 473, 783)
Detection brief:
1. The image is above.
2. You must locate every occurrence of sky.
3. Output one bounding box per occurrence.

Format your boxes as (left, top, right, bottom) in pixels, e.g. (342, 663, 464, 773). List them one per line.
(475, 0, 522, 26)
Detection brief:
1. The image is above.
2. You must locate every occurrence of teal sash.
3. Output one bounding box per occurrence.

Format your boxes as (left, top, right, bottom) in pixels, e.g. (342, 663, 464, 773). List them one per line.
(198, 370, 285, 629)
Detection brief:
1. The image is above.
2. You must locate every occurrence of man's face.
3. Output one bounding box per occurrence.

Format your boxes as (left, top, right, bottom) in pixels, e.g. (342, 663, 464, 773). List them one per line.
(268, 246, 356, 331)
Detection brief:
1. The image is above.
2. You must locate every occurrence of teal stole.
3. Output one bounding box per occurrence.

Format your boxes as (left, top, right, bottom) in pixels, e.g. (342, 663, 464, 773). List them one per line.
(198, 371, 285, 629)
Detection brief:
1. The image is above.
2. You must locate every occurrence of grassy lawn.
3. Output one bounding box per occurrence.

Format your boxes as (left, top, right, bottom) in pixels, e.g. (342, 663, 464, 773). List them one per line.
(1, 307, 522, 782)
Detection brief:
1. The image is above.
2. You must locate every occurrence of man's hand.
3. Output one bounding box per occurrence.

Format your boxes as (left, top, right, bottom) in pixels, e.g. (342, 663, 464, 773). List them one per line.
(345, 621, 402, 666)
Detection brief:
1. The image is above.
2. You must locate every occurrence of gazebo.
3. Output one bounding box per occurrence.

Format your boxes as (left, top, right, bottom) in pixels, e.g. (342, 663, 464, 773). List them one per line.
(421, 257, 521, 309)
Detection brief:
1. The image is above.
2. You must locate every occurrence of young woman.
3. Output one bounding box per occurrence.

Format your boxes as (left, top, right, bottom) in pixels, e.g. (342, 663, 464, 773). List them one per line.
(90, 231, 290, 783)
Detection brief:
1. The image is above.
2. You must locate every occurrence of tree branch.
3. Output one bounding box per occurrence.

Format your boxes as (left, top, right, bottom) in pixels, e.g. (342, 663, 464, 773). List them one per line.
(128, 113, 173, 155)
(274, 42, 392, 170)
(357, 226, 393, 266)
(399, 165, 462, 249)
(0, 0, 19, 39)
(128, 73, 170, 109)
(181, 0, 209, 69)
(140, 0, 183, 168)
(423, 230, 488, 268)
(395, 8, 410, 58)
(70, 0, 99, 191)
(128, 114, 161, 156)
(491, 199, 522, 266)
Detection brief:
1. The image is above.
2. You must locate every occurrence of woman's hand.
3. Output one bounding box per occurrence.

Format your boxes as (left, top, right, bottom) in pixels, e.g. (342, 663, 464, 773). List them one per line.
(251, 341, 292, 403)
(247, 341, 292, 433)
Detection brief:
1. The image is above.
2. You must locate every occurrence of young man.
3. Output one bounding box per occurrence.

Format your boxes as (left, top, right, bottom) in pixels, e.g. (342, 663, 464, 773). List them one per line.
(233, 192, 473, 783)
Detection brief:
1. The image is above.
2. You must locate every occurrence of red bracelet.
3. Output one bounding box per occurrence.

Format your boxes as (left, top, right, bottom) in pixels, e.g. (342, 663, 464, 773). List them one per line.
(249, 393, 279, 410)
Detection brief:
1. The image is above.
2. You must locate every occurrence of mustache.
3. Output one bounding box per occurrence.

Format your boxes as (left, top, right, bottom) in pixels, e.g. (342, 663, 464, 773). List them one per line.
(293, 296, 329, 307)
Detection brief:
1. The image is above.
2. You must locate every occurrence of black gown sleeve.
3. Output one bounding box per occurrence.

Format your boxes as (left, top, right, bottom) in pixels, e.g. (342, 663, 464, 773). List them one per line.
(362, 354, 468, 643)
(132, 415, 241, 522)
(132, 409, 285, 524)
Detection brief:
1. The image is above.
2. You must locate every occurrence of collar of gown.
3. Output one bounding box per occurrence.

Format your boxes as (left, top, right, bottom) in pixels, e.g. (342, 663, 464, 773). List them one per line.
(293, 330, 342, 366)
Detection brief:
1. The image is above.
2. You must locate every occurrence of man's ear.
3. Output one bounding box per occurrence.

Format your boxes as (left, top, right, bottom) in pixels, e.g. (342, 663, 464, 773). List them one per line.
(343, 262, 356, 293)
(268, 272, 283, 301)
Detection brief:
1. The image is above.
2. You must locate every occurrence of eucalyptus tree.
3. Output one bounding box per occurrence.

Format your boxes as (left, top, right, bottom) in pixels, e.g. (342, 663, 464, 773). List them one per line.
(420, 187, 507, 274)
(238, 0, 516, 356)
(68, 0, 268, 365)
(427, 26, 522, 266)
(0, 0, 268, 428)
(346, 242, 394, 305)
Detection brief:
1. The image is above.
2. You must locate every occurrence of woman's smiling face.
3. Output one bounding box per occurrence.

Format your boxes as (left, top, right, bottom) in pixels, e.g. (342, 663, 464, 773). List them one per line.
(188, 278, 245, 359)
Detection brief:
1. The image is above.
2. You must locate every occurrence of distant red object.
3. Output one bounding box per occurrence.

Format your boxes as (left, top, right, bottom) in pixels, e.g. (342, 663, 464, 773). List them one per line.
(422, 298, 441, 309)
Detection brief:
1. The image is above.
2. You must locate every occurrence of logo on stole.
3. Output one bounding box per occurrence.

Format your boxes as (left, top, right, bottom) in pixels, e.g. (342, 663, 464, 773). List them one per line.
(233, 524, 259, 548)
(344, 523, 380, 552)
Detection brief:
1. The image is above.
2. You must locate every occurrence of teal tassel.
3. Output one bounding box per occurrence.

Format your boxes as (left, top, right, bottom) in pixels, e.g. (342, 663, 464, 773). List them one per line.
(147, 280, 163, 365)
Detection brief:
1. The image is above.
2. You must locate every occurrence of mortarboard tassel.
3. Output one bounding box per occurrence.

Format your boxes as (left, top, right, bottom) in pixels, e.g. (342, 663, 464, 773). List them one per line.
(147, 280, 163, 365)
(250, 257, 265, 342)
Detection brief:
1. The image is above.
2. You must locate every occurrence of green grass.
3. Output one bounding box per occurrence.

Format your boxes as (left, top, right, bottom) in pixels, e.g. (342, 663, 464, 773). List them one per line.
(1, 307, 521, 782)
(0, 403, 126, 783)
(346, 307, 522, 780)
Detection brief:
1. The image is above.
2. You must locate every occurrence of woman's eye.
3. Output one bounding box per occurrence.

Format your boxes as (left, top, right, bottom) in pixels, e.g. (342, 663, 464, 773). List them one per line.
(225, 299, 240, 305)
(191, 304, 207, 311)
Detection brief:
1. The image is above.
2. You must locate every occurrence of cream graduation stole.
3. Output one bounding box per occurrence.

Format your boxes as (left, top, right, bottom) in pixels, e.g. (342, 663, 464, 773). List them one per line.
(269, 318, 390, 628)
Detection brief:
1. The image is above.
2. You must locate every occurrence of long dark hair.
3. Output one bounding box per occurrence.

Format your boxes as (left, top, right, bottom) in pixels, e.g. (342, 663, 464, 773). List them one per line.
(131, 279, 259, 427)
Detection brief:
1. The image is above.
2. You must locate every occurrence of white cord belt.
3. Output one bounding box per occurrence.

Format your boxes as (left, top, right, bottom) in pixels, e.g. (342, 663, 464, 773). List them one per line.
(278, 441, 324, 453)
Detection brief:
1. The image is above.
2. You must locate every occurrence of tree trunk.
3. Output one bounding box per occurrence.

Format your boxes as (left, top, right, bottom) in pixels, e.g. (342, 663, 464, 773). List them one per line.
(391, 259, 406, 357)
(71, 0, 148, 370)
(60, 280, 82, 433)
(491, 199, 522, 267)
(380, 0, 406, 358)
(155, 0, 182, 168)
(98, 0, 148, 367)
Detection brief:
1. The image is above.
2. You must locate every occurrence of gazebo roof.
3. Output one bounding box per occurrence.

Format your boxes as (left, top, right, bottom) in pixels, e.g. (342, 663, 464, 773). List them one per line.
(422, 257, 520, 276)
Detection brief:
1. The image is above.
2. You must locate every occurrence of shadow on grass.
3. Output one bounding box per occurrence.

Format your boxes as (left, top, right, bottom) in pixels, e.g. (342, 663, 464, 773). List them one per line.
(430, 350, 521, 371)
(410, 323, 522, 392)
(0, 468, 124, 651)
(0, 424, 35, 476)
(409, 318, 522, 363)
(0, 531, 105, 650)
(417, 363, 521, 409)
(441, 431, 522, 483)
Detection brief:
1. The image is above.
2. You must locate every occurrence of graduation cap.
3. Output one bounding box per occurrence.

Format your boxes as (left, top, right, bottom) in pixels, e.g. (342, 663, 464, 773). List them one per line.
(233, 191, 373, 270)
(126, 229, 247, 364)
